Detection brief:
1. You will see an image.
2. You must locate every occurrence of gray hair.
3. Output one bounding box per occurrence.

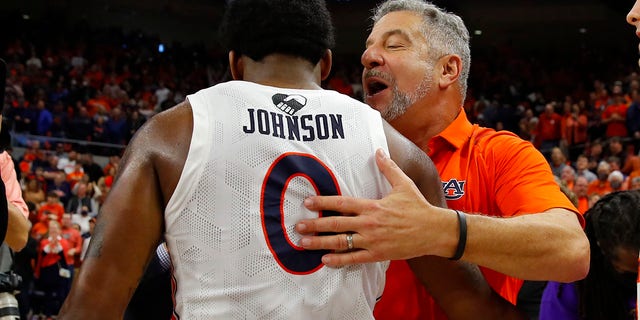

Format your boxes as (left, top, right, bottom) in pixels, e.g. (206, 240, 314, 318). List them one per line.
(372, 0, 471, 101)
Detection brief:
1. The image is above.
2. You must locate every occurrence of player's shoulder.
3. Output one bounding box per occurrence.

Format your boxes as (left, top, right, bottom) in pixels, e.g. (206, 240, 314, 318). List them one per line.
(130, 100, 193, 157)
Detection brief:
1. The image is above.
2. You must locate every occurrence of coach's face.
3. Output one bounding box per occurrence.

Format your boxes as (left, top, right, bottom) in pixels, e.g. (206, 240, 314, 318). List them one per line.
(361, 11, 435, 122)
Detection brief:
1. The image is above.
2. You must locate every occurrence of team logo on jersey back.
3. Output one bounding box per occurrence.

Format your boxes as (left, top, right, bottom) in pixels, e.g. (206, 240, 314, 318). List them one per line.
(442, 179, 465, 200)
(272, 93, 307, 115)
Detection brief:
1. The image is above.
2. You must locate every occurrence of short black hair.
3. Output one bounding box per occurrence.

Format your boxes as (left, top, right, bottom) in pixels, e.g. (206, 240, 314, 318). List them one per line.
(579, 190, 640, 319)
(218, 0, 335, 65)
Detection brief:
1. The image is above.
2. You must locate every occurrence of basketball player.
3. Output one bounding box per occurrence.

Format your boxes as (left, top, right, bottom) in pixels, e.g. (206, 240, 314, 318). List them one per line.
(58, 0, 521, 319)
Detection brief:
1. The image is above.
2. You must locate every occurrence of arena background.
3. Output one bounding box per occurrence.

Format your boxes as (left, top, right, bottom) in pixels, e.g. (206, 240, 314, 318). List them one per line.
(1, 0, 636, 55)
(0, 0, 638, 163)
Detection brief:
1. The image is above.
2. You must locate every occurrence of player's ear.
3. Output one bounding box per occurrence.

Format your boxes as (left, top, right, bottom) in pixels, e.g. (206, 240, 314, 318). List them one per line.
(320, 49, 332, 81)
(229, 51, 244, 80)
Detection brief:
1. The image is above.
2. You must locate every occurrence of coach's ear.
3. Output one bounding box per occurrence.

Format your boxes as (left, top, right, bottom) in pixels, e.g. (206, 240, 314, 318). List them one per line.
(229, 51, 244, 80)
(320, 49, 332, 81)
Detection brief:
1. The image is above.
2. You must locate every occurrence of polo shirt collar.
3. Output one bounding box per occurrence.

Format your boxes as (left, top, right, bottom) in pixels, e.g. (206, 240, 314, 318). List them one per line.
(430, 108, 473, 150)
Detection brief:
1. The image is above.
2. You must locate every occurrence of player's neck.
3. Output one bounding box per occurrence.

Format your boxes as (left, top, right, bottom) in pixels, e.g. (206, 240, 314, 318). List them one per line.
(242, 55, 323, 90)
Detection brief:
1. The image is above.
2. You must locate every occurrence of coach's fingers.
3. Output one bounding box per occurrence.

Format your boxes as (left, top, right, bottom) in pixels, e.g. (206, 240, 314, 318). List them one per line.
(302, 195, 369, 215)
(295, 215, 362, 235)
(375, 148, 413, 188)
(321, 249, 376, 268)
(299, 230, 363, 251)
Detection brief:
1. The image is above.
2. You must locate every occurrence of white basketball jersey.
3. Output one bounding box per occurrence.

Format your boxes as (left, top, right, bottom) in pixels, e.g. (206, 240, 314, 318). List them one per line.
(165, 81, 391, 319)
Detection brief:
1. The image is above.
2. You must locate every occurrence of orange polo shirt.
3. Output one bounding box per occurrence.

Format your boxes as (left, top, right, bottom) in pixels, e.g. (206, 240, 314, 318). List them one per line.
(374, 109, 582, 320)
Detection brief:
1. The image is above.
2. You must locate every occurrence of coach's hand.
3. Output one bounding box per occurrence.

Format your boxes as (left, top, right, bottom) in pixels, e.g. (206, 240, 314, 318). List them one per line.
(295, 149, 457, 267)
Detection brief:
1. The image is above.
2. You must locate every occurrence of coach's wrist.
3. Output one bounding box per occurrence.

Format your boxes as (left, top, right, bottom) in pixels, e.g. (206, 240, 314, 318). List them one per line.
(429, 207, 461, 259)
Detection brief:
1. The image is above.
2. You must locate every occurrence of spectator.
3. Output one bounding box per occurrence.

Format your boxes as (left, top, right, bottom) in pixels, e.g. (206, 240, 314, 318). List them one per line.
(602, 93, 629, 138)
(575, 154, 597, 183)
(79, 153, 103, 183)
(67, 106, 93, 141)
(536, 103, 563, 153)
(560, 102, 588, 161)
(102, 155, 120, 177)
(560, 165, 576, 190)
(30, 212, 54, 242)
(35, 99, 53, 136)
(65, 163, 86, 189)
(572, 176, 590, 214)
(37, 191, 65, 222)
(71, 206, 92, 236)
(47, 171, 71, 206)
(79, 217, 96, 261)
(587, 140, 605, 172)
(57, 149, 80, 175)
(605, 137, 628, 170)
(66, 181, 97, 216)
(588, 161, 614, 196)
(126, 109, 146, 142)
(60, 213, 83, 291)
(607, 156, 623, 173)
(90, 114, 108, 151)
(154, 81, 171, 109)
(608, 170, 627, 193)
(33, 220, 71, 319)
(549, 147, 568, 178)
(105, 107, 129, 145)
(621, 153, 640, 177)
(22, 177, 45, 206)
(49, 101, 68, 138)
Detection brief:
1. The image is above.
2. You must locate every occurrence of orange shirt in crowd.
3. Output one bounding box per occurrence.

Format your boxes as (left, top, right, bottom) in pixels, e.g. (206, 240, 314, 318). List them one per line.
(37, 203, 65, 222)
(374, 109, 582, 320)
(587, 180, 613, 196)
(30, 221, 49, 240)
(602, 103, 628, 138)
(536, 111, 562, 142)
(61, 227, 83, 266)
(561, 113, 588, 145)
(35, 236, 71, 278)
(66, 171, 85, 189)
(576, 196, 589, 214)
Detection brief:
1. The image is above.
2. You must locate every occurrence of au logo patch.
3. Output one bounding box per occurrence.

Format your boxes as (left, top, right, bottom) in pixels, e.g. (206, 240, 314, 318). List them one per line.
(272, 93, 307, 115)
(442, 179, 465, 200)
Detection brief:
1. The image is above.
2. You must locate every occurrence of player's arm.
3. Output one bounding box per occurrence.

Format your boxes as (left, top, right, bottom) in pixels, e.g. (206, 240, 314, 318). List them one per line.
(384, 122, 525, 319)
(58, 101, 193, 319)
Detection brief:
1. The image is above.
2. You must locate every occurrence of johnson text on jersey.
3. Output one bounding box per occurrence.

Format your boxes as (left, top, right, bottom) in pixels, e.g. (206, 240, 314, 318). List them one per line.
(243, 108, 345, 141)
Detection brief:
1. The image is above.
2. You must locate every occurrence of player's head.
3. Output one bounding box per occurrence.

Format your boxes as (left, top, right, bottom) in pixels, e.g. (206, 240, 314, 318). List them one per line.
(586, 191, 640, 273)
(218, 0, 335, 65)
(579, 190, 640, 318)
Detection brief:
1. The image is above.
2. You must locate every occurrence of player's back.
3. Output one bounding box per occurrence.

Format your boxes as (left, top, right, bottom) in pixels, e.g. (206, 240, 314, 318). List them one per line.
(165, 81, 391, 319)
